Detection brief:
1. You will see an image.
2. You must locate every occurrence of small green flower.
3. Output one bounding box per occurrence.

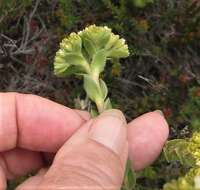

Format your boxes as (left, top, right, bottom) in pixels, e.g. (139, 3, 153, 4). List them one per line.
(163, 167, 200, 190)
(188, 132, 200, 166)
(163, 132, 200, 190)
(54, 32, 90, 76)
(164, 132, 200, 167)
(54, 25, 129, 113)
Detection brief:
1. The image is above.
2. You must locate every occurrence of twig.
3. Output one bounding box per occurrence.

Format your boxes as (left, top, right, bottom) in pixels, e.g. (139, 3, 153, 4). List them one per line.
(116, 77, 147, 89)
(18, 0, 41, 52)
(29, 0, 41, 20)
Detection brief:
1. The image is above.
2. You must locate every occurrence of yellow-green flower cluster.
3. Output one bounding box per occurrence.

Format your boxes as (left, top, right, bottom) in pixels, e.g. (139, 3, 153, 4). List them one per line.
(54, 25, 129, 113)
(188, 132, 200, 166)
(164, 132, 200, 190)
(54, 25, 129, 77)
(163, 167, 200, 190)
(78, 25, 129, 59)
(54, 32, 90, 77)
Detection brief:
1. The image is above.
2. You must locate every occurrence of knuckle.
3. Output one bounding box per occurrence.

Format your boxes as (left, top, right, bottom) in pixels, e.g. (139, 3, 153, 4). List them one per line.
(45, 141, 123, 189)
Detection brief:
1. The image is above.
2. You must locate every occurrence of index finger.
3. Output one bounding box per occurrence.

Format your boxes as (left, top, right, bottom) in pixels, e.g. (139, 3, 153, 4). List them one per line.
(0, 93, 90, 152)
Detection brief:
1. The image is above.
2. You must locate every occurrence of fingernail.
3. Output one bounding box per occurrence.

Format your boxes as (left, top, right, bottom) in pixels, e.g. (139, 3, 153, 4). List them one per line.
(89, 109, 127, 155)
(154, 110, 164, 116)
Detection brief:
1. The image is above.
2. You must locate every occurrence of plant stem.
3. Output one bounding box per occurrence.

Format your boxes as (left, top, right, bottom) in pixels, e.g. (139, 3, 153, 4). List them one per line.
(90, 71, 106, 113)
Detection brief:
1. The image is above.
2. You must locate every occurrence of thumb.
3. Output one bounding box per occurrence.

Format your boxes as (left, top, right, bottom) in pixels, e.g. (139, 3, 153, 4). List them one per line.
(38, 109, 128, 190)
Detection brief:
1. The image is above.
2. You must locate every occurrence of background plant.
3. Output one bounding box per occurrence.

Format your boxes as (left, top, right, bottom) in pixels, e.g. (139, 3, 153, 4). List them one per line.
(163, 132, 200, 189)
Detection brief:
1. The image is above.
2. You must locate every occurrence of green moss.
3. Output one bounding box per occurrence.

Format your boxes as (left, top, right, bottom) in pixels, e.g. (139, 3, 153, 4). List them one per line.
(180, 87, 200, 131)
(56, 0, 78, 30)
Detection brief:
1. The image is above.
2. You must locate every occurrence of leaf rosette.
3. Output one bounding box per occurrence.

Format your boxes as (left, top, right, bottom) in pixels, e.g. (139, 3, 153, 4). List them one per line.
(163, 132, 200, 190)
(54, 25, 129, 113)
(163, 167, 200, 190)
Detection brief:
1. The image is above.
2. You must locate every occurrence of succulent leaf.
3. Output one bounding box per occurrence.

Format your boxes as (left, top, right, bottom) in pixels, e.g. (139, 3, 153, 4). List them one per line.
(83, 74, 100, 103)
(79, 25, 111, 51)
(163, 167, 200, 190)
(108, 46, 129, 58)
(60, 32, 82, 53)
(163, 132, 200, 190)
(54, 62, 70, 77)
(99, 79, 108, 100)
(80, 25, 129, 59)
(54, 52, 89, 76)
(163, 139, 196, 167)
(91, 50, 107, 77)
(103, 98, 112, 110)
(81, 37, 97, 59)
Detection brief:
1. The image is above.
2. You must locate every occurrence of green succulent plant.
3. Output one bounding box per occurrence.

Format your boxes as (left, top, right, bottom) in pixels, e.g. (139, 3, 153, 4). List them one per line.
(54, 25, 129, 113)
(163, 132, 200, 167)
(54, 25, 134, 190)
(163, 167, 200, 190)
(163, 132, 200, 190)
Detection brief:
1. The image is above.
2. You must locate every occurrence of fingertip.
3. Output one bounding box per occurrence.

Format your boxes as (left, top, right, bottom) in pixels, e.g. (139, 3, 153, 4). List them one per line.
(2, 148, 43, 179)
(101, 109, 126, 123)
(149, 110, 169, 136)
(89, 109, 127, 159)
(128, 111, 169, 171)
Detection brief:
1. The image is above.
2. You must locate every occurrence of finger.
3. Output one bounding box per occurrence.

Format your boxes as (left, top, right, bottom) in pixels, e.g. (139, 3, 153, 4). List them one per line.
(74, 109, 91, 121)
(128, 111, 169, 171)
(0, 149, 56, 180)
(0, 148, 43, 179)
(0, 165, 6, 190)
(0, 93, 90, 152)
(37, 109, 128, 190)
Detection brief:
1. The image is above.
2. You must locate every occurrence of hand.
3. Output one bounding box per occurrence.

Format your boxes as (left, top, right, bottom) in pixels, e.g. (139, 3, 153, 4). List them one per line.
(0, 93, 169, 189)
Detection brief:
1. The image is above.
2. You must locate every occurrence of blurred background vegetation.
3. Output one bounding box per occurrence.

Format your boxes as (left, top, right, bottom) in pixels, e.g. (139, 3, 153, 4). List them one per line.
(0, 0, 200, 189)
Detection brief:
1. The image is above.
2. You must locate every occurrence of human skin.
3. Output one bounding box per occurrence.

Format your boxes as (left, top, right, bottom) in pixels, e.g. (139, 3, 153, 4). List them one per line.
(0, 93, 169, 189)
